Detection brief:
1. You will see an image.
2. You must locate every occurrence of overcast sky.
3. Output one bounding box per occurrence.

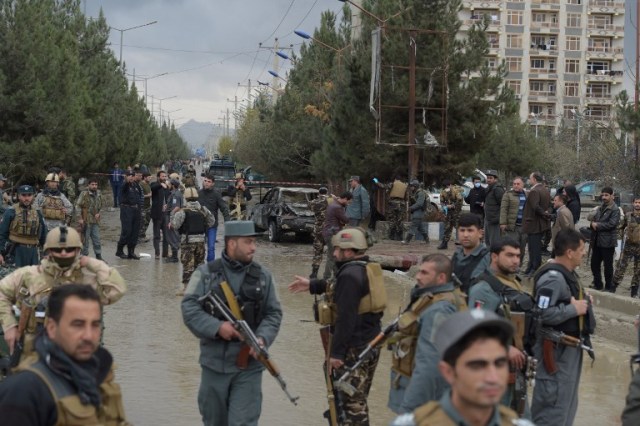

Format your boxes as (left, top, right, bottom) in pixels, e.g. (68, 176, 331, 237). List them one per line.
(85, 0, 346, 127)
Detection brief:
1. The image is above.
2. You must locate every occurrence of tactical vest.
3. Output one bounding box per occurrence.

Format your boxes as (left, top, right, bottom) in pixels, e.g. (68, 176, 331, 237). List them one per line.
(179, 209, 206, 241)
(315, 261, 387, 326)
(389, 180, 408, 199)
(413, 401, 519, 426)
(8, 204, 41, 245)
(471, 272, 536, 352)
(17, 357, 129, 426)
(533, 263, 585, 338)
(41, 194, 66, 220)
(453, 247, 489, 295)
(390, 289, 467, 377)
(626, 213, 640, 244)
(206, 259, 264, 329)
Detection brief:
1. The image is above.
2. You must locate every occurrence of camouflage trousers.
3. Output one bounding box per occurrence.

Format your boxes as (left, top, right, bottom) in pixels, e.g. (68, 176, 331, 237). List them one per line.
(312, 230, 325, 269)
(613, 242, 640, 288)
(387, 199, 405, 240)
(442, 210, 460, 243)
(139, 206, 151, 239)
(333, 346, 381, 425)
(180, 241, 205, 285)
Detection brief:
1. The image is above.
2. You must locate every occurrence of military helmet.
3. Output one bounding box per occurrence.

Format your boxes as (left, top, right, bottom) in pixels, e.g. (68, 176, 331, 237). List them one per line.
(332, 227, 369, 250)
(184, 187, 198, 200)
(409, 179, 420, 187)
(45, 173, 60, 183)
(44, 226, 82, 251)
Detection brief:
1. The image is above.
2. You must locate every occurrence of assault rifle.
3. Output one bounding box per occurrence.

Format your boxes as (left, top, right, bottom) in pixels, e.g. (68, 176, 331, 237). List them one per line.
(319, 326, 346, 426)
(539, 327, 594, 374)
(335, 317, 399, 388)
(198, 291, 299, 405)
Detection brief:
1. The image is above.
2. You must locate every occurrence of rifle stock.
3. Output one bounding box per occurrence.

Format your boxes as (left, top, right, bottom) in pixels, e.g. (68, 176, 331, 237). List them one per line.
(320, 327, 342, 426)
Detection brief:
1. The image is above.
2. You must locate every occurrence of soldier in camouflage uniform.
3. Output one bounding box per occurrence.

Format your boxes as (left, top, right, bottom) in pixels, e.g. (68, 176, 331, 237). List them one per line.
(309, 187, 329, 279)
(170, 187, 215, 293)
(438, 179, 464, 250)
(59, 169, 76, 205)
(376, 176, 408, 241)
(34, 173, 73, 233)
(402, 180, 429, 245)
(614, 197, 640, 297)
(75, 178, 104, 260)
(138, 172, 152, 242)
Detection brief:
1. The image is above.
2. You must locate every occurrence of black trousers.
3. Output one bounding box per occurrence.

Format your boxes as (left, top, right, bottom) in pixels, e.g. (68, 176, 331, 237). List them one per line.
(152, 215, 168, 256)
(118, 205, 141, 247)
(591, 246, 615, 290)
(527, 232, 543, 273)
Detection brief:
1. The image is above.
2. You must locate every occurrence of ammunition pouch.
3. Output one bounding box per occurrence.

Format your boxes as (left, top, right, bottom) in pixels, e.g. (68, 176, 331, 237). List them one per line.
(357, 263, 387, 315)
(316, 297, 336, 326)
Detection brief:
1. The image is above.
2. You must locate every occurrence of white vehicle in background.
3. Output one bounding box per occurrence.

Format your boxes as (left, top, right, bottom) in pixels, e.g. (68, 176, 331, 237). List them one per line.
(427, 169, 488, 212)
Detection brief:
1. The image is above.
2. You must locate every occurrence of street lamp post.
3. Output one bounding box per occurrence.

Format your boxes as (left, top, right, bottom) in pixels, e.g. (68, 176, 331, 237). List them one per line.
(110, 20, 158, 66)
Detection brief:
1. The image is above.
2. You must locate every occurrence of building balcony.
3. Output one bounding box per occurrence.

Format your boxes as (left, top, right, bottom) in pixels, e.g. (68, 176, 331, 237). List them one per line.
(528, 92, 558, 102)
(585, 70, 624, 83)
(531, 0, 560, 11)
(588, 0, 625, 15)
(530, 22, 560, 33)
(587, 24, 624, 38)
(462, 0, 502, 10)
(586, 47, 623, 60)
(460, 17, 501, 31)
(528, 68, 558, 77)
(585, 94, 614, 105)
(529, 45, 559, 56)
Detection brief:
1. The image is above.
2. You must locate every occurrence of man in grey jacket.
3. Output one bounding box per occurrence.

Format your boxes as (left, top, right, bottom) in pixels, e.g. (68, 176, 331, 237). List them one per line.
(346, 176, 370, 226)
(531, 228, 594, 426)
(181, 221, 283, 426)
(588, 186, 620, 291)
(402, 180, 430, 244)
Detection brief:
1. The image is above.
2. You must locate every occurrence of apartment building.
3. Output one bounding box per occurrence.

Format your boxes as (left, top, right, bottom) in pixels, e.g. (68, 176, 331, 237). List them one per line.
(458, 0, 626, 136)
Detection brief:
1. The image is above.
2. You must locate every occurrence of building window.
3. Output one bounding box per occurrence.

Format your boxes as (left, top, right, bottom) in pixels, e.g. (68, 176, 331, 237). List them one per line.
(564, 105, 578, 118)
(566, 14, 581, 28)
(587, 60, 611, 75)
(588, 37, 612, 52)
(506, 57, 522, 72)
(531, 59, 545, 69)
(567, 0, 581, 4)
(589, 14, 612, 29)
(565, 59, 580, 73)
(507, 34, 522, 48)
(487, 33, 500, 48)
(565, 82, 579, 97)
(587, 83, 611, 98)
(566, 37, 581, 51)
(530, 81, 545, 93)
(506, 80, 521, 94)
(485, 57, 497, 70)
(507, 11, 523, 25)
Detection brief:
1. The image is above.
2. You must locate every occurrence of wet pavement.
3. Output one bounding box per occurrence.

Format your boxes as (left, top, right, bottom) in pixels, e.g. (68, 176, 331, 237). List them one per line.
(93, 203, 634, 426)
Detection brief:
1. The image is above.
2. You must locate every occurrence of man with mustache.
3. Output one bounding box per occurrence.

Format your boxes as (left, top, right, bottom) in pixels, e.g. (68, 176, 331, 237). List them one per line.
(0, 226, 126, 361)
(0, 284, 130, 425)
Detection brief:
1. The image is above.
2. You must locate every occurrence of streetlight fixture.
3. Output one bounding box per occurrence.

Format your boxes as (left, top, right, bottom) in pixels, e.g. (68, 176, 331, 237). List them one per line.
(110, 20, 158, 66)
(268, 70, 287, 82)
(294, 30, 350, 54)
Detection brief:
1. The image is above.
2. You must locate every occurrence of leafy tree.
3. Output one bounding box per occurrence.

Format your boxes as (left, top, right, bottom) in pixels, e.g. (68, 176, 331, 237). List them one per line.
(218, 136, 234, 157)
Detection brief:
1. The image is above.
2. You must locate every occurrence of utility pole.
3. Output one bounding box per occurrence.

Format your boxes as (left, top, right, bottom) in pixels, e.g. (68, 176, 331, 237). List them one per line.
(227, 96, 239, 132)
(238, 80, 253, 110)
(408, 31, 417, 180)
(226, 108, 230, 137)
(635, 0, 639, 192)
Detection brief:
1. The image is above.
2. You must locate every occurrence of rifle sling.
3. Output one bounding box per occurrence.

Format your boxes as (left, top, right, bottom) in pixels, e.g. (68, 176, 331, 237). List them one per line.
(220, 281, 243, 320)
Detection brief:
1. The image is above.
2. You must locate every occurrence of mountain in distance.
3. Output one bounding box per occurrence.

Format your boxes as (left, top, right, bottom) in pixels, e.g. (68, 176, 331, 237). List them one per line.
(177, 120, 215, 148)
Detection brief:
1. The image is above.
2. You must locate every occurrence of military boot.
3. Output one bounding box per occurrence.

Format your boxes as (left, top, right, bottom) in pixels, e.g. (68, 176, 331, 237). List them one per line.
(115, 244, 127, 259)
(401, 233, 413, 245)
(310, 265, 319, 279)
(127, 246, 140, 260)
(437, 240, 448, 250)
(166, 250, 179, 263)
(632, 285, 639, 298)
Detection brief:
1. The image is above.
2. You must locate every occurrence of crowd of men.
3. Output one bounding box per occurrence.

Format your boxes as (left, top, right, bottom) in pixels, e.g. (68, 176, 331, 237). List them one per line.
(1, 163, 640, 426)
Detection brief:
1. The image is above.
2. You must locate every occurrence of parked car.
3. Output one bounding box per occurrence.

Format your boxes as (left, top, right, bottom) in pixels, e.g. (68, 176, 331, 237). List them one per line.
(249, 186, 319, 242)
(575, 180, 634, 209)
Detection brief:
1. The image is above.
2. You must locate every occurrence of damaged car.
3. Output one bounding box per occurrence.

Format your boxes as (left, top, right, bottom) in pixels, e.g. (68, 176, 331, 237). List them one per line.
(249, 186, 319, 242)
